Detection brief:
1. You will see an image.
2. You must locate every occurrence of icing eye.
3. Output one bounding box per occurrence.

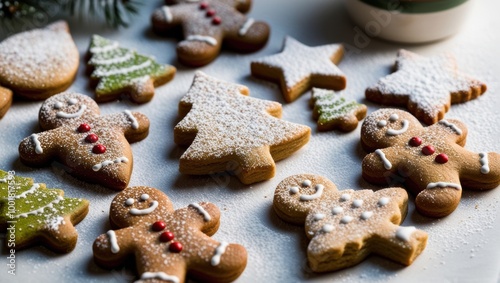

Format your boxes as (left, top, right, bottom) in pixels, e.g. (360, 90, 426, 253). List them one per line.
(140, 194, 149, 201)
(377, 120, 387, 127)
(125, 198, 134, 206)
(54, 101, 64, 109)
(389, 114, 399, 122)
(68, 98, 78, 105)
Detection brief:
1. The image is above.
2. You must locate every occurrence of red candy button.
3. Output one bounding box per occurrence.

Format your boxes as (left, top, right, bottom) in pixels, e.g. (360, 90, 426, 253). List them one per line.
(409, 137, 422, 147)
(85, 133, 98, 143)
(212, 16, 221, 25)
(199, 1, 208, 9)
(206, 9, 216, 17)
(421, 145, 435, 156)
(169, 241, 183, 253)
(78, 123, 91, 133)
(92, 144, 106, 154)
(435, 153, 449, 164)
(152, 221, 166, 232)
(160, 231, 175, 242)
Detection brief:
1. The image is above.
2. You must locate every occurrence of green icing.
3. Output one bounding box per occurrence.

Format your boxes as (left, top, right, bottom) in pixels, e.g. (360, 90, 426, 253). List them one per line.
(0, 170, 88, 249)
(89, 35, 171, 95)
(311, 88, 365, 127)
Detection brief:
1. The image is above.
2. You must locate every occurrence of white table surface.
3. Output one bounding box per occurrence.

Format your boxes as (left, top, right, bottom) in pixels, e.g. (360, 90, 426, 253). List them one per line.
(1, 0, 499, 282)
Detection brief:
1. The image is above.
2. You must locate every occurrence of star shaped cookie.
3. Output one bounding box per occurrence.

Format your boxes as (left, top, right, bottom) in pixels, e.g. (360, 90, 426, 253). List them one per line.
(251, 37, 346, 102)
(366, 49, 487, 125)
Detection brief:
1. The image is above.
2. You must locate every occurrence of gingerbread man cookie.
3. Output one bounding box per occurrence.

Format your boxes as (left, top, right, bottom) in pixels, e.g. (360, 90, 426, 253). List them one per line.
(273, 174, 427, 272)
(93, 186, 248, 283)
(0, 86, 13, 119)
(174, 71, 310, 185)
(18, 92, 150, 190)
(0, 21, 79, 100)
(361, 109, 500, 217)
(366, 49, 487, 125)
(151, 0, 270, 66)
(251, 37, 346, 103)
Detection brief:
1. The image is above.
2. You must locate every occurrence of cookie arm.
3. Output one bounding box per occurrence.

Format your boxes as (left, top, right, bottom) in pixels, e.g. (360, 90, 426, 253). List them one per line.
(430, 118, 468, 145)
(93, 227, 136, 269)
(103, 111, 150, 143)
(151, 4, 184, 33)
(362, 149, 401, 186)
(18, 130, 60, 166)
(459, 151, 500, 190)
(178, 202, 221, 236)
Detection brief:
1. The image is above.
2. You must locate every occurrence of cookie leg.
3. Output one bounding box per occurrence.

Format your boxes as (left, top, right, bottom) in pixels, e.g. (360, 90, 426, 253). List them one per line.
(177, 34, 223, 67)
(225, 20, 270, 52)
(415, 185, 462, 218)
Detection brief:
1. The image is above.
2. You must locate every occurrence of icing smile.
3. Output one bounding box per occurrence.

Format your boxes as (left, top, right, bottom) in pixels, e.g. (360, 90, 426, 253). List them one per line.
(130, 201, 159, 215)
(56, 105, 87, 118)
(377, 113, 409, 136)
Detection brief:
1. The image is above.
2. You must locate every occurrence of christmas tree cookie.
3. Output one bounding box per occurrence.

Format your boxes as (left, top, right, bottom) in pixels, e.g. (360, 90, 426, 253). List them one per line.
(273, 174, 428, 272)
(88, 35, 176, 103)
(0, 86, 13, 119)
(18, 92, 150, 190)
(366, 49, 487, 125)
(310, 88, 367, 132)
(0, 21, 79, 100)
(174, 71, 311, 184)
(0, 170, 89, 253)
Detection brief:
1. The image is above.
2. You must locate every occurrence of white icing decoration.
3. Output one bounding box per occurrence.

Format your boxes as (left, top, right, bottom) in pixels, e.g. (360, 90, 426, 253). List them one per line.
(386, 119, 409, 136)
(396, 226, 416, 242)
(426, 182, 462, 190)
(377, 120, 387, 127)
(129, 201, 159, 215)
(186, 35, 217, 46)
(299, 184, 324, 201)
(54, 101, 63, 109)
(90, 41, 119, 53)
(56, 105, 87, 118)
(137, 272, 180, 283)
(0, 178, 6, 183)
(125, 198, 134, 206)
(140, 194, 149, 201)
(301, 179, 312, 187)
(94, 60, 152, 77)
(340, 216, 353, 224)
(378, 197, 390, 206)
(239, 18, 255, 36)
(90, 51, 134, 65)
(289, 186, 299, 194)
(189, 203, 211, 221)
(46, 216, 65, 231)
(162, 6, 173, 23)
(107, 230, 120, 253)
(340, 193, 351, 201)
(479, 152, 490, 174)
(15, 196, 63, 218)
(439, 120, 462, 135)
(352, 199, 363, 208)
(374, 149, 392, 170)
(211, 241, 229, 266)
(68, 98, 78, 105)
(123, 110, 139, 129)
(92, 157, 129, 171)
(321, 224, 334, 233)
(31, 134, 43, 154)
(313, 213, 325, 221)
(389, 113, 399, 122)
(14, 183, 39, 199)
(360, 211, 373, 220)
(332, 207, 343, 215)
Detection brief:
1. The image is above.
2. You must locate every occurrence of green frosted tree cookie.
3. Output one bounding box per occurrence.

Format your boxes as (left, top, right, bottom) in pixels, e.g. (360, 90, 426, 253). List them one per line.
(88, 35, 176, 103)
(310, 88, 367, 132)
(0, 170, 89, 253)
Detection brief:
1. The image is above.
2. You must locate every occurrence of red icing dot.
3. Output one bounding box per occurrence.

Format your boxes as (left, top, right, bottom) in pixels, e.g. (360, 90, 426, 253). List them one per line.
(85, 133, 98, 143)
(152, 221, 166, 232)
(92, 144, 106, 154)
(206, 9, 216, 17)
(435, 153, 449, 164)
(78, 123, 91, 133)
(409, 137, 422, 147)
(212, 16, 221, 25)
(169, 241, 183, 253)
(199, 2, 208, 9)
(421, 145, 435, 156)
(160, 231, 175, 242)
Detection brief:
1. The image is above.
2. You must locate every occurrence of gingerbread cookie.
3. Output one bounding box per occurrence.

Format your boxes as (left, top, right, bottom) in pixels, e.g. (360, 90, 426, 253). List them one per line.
(310, 88, 367, 132)
(151, 0, 270, 66)
(361, 109, 500, 217)
(366, 49, 487, 125)
(174, 71, 311, 184)
(0, 170, 89, 253)
(88, 35, 176, 104)
(251, 37, 346, 103)
(18, 92, 150, 190)
(0, 86, 13, 119)
(93, 186, 247, 283)
(273, 174, 427, 272)
(0, 21, 79, 100)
